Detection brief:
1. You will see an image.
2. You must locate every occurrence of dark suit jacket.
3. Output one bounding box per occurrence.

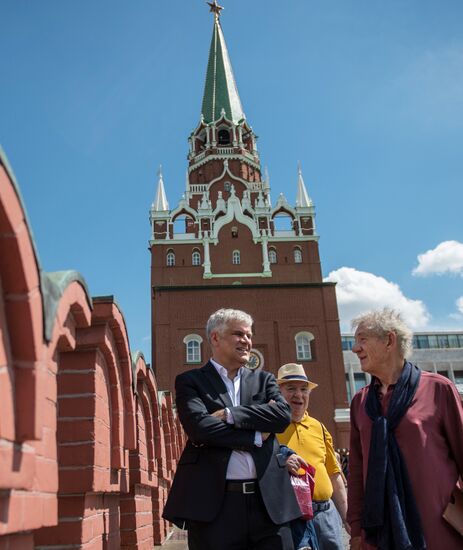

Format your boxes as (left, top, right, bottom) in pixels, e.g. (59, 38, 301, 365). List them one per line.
(163, 361, 301, 527)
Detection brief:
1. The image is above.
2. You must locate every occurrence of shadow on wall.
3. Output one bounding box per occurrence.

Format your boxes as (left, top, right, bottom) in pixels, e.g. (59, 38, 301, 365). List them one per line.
(0, 148, 185, 549)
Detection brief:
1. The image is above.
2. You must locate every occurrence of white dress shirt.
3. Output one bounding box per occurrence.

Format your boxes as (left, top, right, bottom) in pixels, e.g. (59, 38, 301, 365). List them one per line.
(211, 359, 260, 480)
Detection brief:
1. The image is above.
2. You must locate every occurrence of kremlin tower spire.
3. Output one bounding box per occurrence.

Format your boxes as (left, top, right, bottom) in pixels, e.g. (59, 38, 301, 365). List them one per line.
(152, 165, 169, 212)
(296, 162, 312, 208)
(202, 1, 244, 124)
(185, 0, 263, 213)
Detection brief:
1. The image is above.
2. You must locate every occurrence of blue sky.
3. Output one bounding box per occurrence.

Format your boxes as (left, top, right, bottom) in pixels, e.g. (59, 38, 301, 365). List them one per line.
(2, 0, 463, 361)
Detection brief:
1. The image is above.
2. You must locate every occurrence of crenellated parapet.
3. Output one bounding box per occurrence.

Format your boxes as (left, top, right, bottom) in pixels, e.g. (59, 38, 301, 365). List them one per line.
(0, 148, 182, 549)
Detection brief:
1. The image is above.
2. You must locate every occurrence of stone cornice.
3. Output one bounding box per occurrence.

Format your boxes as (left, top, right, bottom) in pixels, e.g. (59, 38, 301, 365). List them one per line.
(149, 233, 319, 246)
(204, 271, 272, 279)
(152, 281, 336, 291)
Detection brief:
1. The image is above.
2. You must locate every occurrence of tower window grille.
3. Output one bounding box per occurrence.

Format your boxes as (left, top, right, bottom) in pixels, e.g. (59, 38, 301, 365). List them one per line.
(187, 340, 201, 363)
(166, 250, 175, 267)
(232, 250, 241, 265)
(183, 334, 203, 364)
(295, 332, 314, 361)
(192, 250, 201, 266)
(294, 248, 303, 264)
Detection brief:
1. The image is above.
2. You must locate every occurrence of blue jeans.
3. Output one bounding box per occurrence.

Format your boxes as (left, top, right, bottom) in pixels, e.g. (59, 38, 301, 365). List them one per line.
(289, 517, 320, 550)
(312, 500, 344, 550)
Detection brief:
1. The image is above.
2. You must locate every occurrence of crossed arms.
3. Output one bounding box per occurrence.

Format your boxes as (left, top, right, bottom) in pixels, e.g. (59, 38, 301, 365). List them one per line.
(175, 370, 291, 451)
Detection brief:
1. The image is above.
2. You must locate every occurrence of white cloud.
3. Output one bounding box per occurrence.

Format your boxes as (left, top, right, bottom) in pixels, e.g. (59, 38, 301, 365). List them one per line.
(412, 240, 463, 276)
(324, 267, 430, 332)
(449, 297, 463, 321)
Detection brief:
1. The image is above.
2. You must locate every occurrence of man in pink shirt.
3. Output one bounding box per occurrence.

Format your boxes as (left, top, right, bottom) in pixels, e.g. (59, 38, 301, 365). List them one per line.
(347, 308, 463, 550)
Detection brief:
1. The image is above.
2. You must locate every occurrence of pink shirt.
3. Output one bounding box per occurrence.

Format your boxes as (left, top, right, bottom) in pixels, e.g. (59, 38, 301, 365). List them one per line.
(347, 371, 463, 550)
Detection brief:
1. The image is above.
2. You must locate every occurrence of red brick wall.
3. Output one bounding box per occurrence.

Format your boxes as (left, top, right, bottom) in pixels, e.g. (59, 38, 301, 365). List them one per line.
(0, 154, 182, 547)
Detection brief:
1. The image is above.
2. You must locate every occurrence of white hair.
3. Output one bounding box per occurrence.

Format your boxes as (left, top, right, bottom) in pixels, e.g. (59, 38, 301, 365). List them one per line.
(351, 308, 413, 359)
(206, 308, 253, 343)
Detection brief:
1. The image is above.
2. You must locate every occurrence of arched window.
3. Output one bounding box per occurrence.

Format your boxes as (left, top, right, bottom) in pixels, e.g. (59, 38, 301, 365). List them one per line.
(166, 250, 175, 267)
(232, 250, 241, 265)
(183, 334, 203, 363)
(294, 248, 302, 264)
(192, 249, 201, 266)
(295, 332, 314, 361)
(268, 248, 277, 264)
(218, 129, 231, 145)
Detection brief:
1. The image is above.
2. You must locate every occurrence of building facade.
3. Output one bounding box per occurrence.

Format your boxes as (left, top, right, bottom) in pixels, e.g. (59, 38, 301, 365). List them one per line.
(343, 332, 463, 402)
(149, 3, 349, 446)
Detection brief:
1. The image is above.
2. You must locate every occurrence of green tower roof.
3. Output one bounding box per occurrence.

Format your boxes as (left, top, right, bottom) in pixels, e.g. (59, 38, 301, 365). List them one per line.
(201, 12, 244, 124)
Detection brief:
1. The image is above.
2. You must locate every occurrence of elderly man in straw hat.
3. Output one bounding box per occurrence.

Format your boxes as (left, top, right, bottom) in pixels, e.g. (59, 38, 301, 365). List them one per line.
(276, 363, 348, 550)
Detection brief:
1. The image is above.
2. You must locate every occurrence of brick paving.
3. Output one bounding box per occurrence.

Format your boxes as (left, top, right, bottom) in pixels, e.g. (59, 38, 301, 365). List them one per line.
(154, 527, 187, 549)
(156, 526, 350, 548)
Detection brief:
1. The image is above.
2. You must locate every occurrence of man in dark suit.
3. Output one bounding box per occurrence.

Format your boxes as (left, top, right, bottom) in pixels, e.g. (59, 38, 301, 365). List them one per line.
(163, 308, 301, 550)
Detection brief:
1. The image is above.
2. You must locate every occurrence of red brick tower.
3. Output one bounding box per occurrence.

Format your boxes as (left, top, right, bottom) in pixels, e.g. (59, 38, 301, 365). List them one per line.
(149, 2, 349, 445)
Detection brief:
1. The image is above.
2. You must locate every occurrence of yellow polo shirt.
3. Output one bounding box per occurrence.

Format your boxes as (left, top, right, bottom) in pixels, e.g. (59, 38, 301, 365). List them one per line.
(277, 412, 340, 501)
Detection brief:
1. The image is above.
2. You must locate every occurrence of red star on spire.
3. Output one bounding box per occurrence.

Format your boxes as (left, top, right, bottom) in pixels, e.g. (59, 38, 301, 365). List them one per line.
(207, 0, 224, 18)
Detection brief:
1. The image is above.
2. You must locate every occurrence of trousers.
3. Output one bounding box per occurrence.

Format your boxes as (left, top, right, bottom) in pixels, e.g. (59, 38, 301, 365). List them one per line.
(312, 500, 344, 550)
(187, 486, 294, 550)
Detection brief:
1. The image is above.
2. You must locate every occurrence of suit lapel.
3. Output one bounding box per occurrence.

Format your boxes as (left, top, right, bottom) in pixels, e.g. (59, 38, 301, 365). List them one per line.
(239, 367, 254, 405)
(202, 362, 233, 408)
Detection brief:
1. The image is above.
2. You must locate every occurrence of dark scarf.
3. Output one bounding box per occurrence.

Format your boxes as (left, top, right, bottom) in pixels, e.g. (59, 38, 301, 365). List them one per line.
(362, 361, 426, 550)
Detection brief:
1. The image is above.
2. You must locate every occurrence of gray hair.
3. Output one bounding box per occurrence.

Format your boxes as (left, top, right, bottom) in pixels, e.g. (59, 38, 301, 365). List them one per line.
(351, 308, 413, 359)
(206, 308, 254, 343)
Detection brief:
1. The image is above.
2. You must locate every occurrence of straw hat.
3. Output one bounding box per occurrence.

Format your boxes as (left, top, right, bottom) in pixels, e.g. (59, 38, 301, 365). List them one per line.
(276, 363, 318, 390)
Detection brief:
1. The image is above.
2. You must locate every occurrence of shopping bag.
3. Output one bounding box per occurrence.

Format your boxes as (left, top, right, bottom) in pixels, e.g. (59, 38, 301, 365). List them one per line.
(290, 464, 316, 520)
